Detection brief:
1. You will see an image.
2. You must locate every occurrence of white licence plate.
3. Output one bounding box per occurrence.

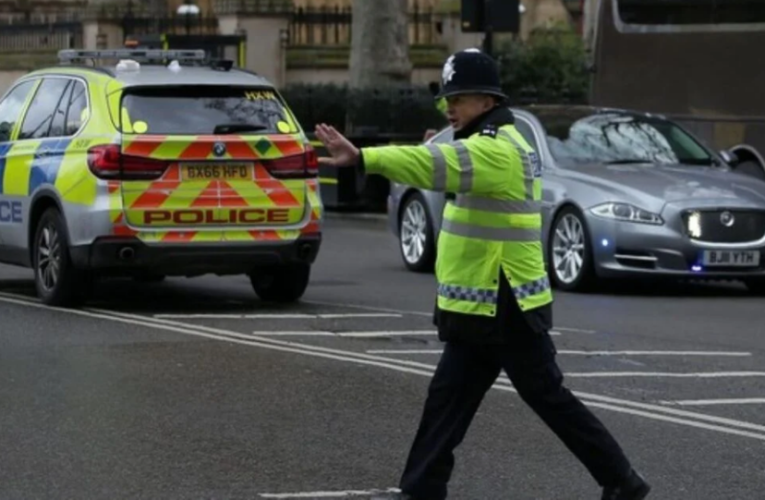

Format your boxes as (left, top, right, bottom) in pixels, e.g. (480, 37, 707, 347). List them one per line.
(702, 250, 761, 267)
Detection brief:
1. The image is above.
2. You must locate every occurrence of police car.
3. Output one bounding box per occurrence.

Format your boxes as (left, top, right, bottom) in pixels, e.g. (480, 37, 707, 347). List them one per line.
(0, 49, 322, 307)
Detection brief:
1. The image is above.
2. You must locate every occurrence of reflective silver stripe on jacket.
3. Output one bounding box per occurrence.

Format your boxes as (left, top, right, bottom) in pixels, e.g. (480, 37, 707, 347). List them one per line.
(427, 141, 474, 192)
(438, 283, 498, 304)
(442, 219, 540, 241)
(454, 194, 540, 214)
(512, 276, 551, 299)
(498, 130, 535, 201)
(454, 141, 474, 192)
(427, 144, 448, 191)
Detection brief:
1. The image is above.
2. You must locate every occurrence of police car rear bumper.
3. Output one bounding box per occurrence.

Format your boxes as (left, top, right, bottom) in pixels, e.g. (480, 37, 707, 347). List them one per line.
(69, 235, 321, 276)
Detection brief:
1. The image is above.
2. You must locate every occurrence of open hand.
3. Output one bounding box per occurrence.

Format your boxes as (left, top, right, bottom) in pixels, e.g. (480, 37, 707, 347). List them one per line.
(314, 124, 360, 167)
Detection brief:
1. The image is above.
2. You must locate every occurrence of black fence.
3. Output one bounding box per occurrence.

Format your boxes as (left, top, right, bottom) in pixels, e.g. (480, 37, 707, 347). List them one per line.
(289, 4, 438, 47)
(0, 1, 441, 52)
(120, 14, 221, 37)
(0, 21, 82, 51)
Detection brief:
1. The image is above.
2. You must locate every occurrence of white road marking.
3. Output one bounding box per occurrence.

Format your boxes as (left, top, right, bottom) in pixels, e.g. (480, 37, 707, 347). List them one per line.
(559, 350, 752, 356)
(2, 292, 765, 441)
(80, 304, 765, 436)
(555, 326, 596, 333)
(302, 299, 593, 334)
(260, 488, 400, 498)
(153, 313, 402, 319)
(366, 349, 752, 357)
(248, 331, 337, 336)
(302, 299, 433, 317)
(660, 398, 765, 406)
(319, 314, 402, 319)
(336, 330, 437, 338)
(367, 350, 443, 354)
(249, 330, 438, 338)
(566, 372, 765, 378)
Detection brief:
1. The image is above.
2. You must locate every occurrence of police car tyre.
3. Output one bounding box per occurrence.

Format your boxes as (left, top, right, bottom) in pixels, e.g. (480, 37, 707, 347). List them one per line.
(33, 208, 90, 307)
(250, 263, 310, 302)
(548, 206, 596, 292)
(399, 192, 436, 273)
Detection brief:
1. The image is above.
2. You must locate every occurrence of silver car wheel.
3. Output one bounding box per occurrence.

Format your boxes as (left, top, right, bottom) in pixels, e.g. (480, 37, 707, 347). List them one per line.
(552, 213, 586, 284)
(401, 199, 428, 265)
(37, 225, 61, 292)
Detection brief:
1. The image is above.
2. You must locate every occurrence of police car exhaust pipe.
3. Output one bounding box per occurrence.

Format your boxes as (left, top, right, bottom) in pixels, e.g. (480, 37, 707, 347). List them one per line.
(118, 247, 135, 261)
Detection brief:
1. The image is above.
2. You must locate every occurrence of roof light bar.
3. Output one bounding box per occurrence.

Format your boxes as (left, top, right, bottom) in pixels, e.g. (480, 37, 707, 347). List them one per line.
(58, 49, 207, 63)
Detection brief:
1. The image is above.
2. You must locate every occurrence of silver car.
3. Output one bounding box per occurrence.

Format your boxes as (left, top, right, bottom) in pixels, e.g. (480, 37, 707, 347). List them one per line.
(387, 105, 765, 293)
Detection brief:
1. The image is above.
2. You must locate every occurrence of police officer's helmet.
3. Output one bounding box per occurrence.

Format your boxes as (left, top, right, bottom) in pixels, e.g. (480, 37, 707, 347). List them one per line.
(435, 48, 507, 101)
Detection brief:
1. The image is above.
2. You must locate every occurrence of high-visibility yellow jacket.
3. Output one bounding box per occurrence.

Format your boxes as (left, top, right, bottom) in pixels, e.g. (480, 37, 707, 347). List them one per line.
(361, 108, 552, 339)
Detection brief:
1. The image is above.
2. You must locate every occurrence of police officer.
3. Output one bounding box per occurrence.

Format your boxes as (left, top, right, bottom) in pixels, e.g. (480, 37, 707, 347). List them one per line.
(315, 49, 650, 500)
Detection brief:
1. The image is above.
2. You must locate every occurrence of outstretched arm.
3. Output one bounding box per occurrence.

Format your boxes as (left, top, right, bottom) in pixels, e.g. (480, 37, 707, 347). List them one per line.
(315, 124, 507, 196)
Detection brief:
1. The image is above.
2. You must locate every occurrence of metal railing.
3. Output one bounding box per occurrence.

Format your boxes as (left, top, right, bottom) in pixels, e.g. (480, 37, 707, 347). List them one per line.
(0, 0, 441, 51)
(289, 3, 438, 47)
(0, 22, 82, 51)
(213, 0, 295, 15)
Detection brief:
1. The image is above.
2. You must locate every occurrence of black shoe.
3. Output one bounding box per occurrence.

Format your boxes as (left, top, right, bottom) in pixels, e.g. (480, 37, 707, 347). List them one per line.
(601, 469, 651, 500)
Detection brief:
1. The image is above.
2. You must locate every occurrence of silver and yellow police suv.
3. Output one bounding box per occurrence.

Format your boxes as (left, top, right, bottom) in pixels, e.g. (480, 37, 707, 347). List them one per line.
(0, 49, 323, 307)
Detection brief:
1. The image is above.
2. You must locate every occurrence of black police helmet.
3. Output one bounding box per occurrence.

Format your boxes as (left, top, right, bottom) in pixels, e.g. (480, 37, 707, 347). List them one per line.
(435, 48, 507, 101)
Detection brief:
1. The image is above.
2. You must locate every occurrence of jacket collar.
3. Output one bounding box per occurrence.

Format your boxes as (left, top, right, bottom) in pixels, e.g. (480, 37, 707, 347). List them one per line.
(453, 105, 515, 140)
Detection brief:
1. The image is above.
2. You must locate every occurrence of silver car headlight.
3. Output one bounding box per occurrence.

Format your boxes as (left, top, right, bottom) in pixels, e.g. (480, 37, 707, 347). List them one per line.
(590, 202, 664, 225)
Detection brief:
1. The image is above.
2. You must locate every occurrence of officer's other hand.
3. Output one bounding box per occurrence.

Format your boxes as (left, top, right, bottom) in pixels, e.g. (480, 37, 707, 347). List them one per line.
(315, 123, 360, 167)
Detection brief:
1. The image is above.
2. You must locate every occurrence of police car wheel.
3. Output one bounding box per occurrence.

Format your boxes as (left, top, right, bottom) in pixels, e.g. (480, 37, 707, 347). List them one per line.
(399, 192, 435, 273)
(250, 264, 310, 303)
(33, 208, 90, 307)
(548, 207, 596, 292)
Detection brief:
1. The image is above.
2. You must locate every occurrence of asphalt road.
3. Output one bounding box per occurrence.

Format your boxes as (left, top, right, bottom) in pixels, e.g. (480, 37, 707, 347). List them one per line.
(1, 216, 764, 500)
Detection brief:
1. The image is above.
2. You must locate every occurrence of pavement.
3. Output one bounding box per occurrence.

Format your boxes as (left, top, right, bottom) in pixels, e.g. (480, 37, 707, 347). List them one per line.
(1, 216, 764, 499)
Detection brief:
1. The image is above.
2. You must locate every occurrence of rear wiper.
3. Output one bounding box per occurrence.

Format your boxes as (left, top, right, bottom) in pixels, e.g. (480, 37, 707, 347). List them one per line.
(213, 123, 268, 134)
(605, 159, 652, 165)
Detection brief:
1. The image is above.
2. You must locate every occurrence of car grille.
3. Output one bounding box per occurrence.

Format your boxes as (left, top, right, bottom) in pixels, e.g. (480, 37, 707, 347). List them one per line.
(682, 209, 765, 243)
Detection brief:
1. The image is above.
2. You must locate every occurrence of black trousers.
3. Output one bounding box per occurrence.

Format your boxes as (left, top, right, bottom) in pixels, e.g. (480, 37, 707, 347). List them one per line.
(398, 332, 632, 500)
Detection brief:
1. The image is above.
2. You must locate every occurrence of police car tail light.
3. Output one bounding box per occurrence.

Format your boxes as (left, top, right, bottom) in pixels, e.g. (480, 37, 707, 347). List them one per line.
(87, 144, 169, 180)
(264, 146, 318, 179)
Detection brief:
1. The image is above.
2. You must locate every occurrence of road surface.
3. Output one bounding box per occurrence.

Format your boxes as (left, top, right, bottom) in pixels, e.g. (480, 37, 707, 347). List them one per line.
(1, 216, 763, 499)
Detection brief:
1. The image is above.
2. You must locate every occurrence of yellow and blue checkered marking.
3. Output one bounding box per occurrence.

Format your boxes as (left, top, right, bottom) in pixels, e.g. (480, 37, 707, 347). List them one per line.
(0, 139, 73, 196)
(28, 138, 72, 194)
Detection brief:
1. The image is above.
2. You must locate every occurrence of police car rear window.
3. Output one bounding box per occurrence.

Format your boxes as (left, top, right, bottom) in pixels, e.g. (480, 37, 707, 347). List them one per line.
(119, 86, 296, 135)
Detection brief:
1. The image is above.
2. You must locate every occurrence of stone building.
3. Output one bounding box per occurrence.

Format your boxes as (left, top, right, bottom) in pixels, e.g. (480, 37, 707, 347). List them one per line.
(0, 0, 581, 92)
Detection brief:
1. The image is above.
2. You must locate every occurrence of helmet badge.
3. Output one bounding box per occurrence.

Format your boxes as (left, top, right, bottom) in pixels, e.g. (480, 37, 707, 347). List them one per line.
(442, 55, 456, 85)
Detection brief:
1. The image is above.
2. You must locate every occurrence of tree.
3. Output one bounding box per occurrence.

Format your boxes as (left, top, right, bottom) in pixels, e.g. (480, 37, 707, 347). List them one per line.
(496, 23, 590, 103)
(348, 0, 412, 88)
